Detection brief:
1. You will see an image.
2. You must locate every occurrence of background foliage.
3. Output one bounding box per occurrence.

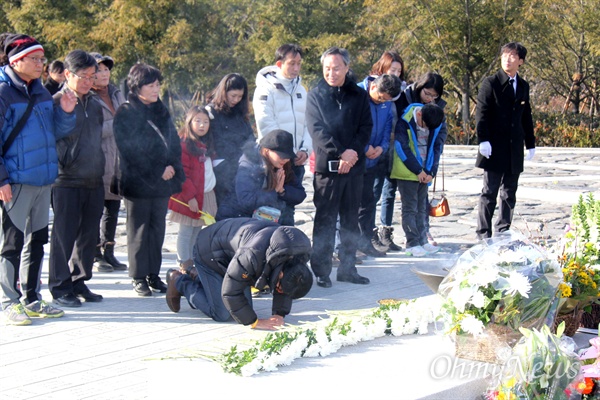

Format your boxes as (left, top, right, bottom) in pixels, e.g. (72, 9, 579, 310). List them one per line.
(2, 0, 600, 146)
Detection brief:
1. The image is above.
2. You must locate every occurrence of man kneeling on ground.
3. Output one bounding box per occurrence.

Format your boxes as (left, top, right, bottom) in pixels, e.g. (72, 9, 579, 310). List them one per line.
(165, 217, 313, 330)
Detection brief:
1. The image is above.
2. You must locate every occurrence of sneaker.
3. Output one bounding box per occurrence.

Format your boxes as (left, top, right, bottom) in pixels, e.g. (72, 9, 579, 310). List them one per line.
(24, 300, 65, 318)
(3, 303, 32, 326)
(423, 243, 440, 254)
(405, 245, 427, 257)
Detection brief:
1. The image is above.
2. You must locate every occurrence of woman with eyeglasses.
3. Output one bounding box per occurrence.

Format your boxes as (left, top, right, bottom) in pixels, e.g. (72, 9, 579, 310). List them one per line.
(205, 73, 254, 206)
(393, 71, 447, 250)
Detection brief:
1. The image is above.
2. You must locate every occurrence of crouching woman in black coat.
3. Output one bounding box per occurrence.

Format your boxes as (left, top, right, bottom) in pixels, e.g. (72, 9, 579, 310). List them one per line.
(165, 218, 313, 330)
(216, 129, 306, 226)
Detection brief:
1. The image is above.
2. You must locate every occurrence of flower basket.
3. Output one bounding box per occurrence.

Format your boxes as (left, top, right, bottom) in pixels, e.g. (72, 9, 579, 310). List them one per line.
(581, 302, 600, 329)
(455, 323, 523, 364)
(552, 309, 583, 337)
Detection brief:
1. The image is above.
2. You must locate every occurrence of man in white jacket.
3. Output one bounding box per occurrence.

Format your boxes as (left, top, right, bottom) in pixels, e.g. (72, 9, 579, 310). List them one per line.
(253, 44, 312, 225)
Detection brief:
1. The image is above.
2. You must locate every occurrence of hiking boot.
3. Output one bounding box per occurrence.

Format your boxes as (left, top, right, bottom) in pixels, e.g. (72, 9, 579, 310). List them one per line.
(3, 303, 32, 326)
(103, 243, 127, 271)
(133, 279, 152, 297)
(93, 246, 113, 273)
(371, 228, 389, 253)
(147, 274, 167, 293)
(24, 300, 64, 318)
(378, 226, 402, 252)
(405, 245, 427, 257)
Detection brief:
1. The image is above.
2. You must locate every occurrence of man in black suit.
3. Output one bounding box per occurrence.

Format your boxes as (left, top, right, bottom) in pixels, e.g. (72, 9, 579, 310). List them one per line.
(475, 42, 535, 240)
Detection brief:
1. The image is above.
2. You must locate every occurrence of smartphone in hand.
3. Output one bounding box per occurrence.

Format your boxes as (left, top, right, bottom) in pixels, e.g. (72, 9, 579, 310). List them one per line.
(328, 160, 340, 172)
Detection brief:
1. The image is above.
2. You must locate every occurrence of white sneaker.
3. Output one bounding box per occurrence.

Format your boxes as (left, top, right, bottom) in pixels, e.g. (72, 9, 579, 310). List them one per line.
(405, 246, 427, 257)
(423, 243, 440, 254)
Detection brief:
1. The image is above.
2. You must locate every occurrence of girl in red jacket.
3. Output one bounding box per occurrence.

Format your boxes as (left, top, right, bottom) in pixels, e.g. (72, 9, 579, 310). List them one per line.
(168, 106, 217, 271)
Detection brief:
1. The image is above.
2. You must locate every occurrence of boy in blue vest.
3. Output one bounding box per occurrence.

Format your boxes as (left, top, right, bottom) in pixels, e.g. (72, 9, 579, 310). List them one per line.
(390, 103, 445, 257)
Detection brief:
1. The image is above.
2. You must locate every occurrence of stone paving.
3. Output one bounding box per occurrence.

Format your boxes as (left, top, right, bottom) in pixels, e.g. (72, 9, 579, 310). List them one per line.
(1, 145, 599, 400)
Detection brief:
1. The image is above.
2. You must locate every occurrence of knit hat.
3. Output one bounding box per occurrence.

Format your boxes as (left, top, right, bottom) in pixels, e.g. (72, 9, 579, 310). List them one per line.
(259, 129, 296, 160)
(4, 34, 44, 64)
(89, 52, 114, 70)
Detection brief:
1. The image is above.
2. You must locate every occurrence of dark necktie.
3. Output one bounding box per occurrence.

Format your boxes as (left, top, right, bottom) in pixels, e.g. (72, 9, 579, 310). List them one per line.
(509, 78, 515, 94)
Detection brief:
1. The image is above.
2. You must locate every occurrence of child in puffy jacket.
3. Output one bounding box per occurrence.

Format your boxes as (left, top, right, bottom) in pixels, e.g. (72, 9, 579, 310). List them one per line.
(168, 106, 217, 271)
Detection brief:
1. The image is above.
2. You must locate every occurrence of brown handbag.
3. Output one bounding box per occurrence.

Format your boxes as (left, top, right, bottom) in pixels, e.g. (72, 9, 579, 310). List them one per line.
(429, 156, 450, 217)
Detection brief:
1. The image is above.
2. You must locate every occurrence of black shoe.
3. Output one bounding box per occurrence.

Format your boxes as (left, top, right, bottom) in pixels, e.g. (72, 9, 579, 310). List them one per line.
(147, 274, 167, 293)
(133, 279, 152, 297)
(93, 256, 113, 273)
(103, 244, 127, 271)
(53, 293, 82, 308)
(337, 272, 370, 285)
(74, 286, 103, 302)
(316, 276, 332, 288)
(358, 243, 386, 258)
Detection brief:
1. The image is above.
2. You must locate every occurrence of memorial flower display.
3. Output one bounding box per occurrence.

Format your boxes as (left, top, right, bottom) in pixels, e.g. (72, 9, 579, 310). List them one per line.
(484, 324, 581, 400)
(213, 296, 440, 376)
(438, 231, 561, 338)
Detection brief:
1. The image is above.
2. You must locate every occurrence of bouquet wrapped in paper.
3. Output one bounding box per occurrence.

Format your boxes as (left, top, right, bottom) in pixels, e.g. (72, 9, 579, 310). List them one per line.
(438, 231, 563, 362)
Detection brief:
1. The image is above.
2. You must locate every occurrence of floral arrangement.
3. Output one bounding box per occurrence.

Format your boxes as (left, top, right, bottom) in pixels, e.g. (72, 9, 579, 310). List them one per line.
(567, 335, 600, 399)
(555, 193, 600, 315)
(438, 231, 561, 338)
(484, 323, 581, 400)
(213, 296, 440, 376)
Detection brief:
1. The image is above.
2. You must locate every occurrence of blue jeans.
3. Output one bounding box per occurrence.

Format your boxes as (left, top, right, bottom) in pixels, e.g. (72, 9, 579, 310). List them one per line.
(378, 176, 397, 226)
(176, 261, 252, 322)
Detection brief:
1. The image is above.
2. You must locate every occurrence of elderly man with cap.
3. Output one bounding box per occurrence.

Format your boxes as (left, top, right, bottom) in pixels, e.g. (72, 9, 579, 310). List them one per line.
(165, 217, 313, 330)
(216, 129, 306, 226)
(89, 52, 127, 273)
(0, 34, 77, 325)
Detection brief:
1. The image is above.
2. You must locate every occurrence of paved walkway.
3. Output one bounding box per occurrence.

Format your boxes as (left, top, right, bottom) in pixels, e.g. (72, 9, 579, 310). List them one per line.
(1, 145, 599, 400)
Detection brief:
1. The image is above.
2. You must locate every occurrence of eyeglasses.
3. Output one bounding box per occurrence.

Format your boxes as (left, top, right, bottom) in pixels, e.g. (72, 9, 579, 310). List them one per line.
(25, 56, 47, 64)
(422, 89, 439, 100)
(70, 71, 97, 83)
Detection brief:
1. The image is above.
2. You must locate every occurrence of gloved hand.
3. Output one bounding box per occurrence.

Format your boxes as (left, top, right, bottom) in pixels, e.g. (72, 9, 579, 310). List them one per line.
(525, 148, 536, 161)
(479, 141, 492, 159)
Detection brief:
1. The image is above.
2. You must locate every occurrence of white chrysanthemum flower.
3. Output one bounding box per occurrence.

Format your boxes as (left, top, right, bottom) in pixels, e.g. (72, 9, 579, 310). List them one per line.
(460, 314, 485, 336)
(303, 344, 321, 358)
(469, 265, 499, 287)
(469, 290, 486, 308)
(447, 286, 478, 313)
(240, 358, 262, 377)
(504, 271, 532, 298)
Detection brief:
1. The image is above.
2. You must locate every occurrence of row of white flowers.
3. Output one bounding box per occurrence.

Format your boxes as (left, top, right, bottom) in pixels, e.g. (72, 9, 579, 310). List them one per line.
(217, 296, 442, 376)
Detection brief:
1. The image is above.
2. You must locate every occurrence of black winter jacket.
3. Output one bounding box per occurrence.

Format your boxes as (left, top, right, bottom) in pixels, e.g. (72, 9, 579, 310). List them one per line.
(193, 217, 312, 325)
(53, 88, 105, 188)
(216, 141, 306, 222)
(114, 95, 184, 198)
(306, 78, 372, 176)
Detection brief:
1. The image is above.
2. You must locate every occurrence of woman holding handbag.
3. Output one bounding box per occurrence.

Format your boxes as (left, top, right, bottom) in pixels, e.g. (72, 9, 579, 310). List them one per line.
(114, 63, 184, 297)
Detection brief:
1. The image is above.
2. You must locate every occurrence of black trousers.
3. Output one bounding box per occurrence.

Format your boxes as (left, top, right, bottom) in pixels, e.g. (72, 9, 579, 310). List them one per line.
(311, 172, 363, 279)
(99, 199, 121, 246)
(49, 186, 104, 298)
(124, 196, 169, 280)
(476, 170, 520, 239)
